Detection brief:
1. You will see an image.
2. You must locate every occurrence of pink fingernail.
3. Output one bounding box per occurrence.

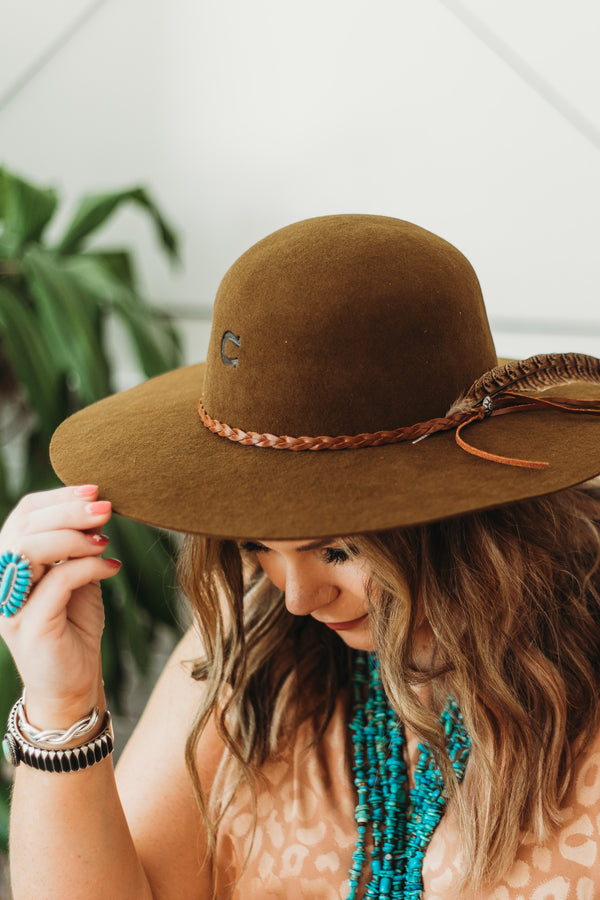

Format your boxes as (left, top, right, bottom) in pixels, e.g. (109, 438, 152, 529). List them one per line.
(86, 501, 112, 516)
(88, 533, 110, 546)
(104, 558, 122, 569)
(74, 484, 98, 497)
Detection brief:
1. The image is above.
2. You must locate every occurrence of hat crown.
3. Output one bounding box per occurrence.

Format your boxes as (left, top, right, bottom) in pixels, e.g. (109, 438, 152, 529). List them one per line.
(203, 215, 497, 438)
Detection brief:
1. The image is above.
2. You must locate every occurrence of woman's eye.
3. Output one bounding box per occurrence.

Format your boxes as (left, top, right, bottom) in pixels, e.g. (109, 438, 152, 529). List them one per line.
(322, 547, 349, 565)
(240, 541, 269, 555)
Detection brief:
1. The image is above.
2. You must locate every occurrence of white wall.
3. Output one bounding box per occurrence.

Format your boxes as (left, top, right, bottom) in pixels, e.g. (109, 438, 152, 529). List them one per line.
(2, 0, 599, 367)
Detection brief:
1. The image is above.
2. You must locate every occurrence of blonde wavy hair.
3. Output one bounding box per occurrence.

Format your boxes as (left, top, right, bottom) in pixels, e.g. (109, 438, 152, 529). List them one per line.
(177, 482, 600, 894)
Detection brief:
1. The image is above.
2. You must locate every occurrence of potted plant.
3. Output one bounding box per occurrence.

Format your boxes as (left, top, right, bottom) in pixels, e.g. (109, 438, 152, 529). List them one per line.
(0, 167, 184, 843)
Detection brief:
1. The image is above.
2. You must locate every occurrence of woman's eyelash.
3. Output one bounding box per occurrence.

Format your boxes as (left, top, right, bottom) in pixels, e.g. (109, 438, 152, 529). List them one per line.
(239, 541, 269, 554)
(322, 547, 349, 565)
(239, 542, 352, 565)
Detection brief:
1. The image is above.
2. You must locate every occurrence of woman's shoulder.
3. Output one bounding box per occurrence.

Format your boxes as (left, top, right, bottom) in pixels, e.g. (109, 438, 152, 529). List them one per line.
(115, 627, 223, 898)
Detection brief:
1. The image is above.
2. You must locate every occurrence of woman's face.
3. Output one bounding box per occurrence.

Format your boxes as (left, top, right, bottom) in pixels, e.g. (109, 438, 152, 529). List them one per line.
(239, 538, 377, 650)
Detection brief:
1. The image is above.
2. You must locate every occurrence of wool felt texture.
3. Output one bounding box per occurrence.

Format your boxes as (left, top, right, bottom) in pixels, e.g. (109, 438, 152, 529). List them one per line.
(50, 215, 600, 539)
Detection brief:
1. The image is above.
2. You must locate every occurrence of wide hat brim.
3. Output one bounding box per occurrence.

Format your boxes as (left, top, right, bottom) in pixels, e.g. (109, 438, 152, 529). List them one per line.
(50, 361, 600, 539)
(50, 215, 600, 539)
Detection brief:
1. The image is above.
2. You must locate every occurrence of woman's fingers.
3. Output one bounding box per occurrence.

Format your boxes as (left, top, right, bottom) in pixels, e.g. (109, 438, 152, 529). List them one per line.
(3, 495, 112, 547)
(0, 486, 113, 586)
(0, 485, 117, 630)
(2, 555, 121, 634)
(2, 484, 100, 528)
(32, 555, 121, 617)
(1, 528, 110, 577)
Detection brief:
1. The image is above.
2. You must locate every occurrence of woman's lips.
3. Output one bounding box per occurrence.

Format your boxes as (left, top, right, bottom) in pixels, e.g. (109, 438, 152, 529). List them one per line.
(323, 614, 368, 632)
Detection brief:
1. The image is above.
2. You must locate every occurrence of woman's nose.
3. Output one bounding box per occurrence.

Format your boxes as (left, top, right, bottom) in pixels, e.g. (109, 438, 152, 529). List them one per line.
(283, 568, 337, 617)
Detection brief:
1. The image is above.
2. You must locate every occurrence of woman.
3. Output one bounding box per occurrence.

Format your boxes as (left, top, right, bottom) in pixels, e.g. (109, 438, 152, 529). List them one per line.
(2, 214, 600, 899)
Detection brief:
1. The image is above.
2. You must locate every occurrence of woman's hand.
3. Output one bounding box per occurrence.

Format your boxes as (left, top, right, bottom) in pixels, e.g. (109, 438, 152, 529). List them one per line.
(0, 485, 121, 728)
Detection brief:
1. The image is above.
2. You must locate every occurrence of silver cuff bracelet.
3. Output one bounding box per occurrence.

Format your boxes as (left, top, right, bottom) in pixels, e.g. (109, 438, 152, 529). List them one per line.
(17, 690, 102, 749)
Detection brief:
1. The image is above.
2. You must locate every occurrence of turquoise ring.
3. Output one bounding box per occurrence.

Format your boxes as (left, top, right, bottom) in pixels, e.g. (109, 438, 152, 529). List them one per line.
(0, 552, 33, 618)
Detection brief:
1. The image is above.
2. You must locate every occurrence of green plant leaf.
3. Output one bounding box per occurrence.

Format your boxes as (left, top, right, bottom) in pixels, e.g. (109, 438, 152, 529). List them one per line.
(114, 578, 153, 675)
(80, 250, 137, 290)
(112, 298, 182, 377)
(0, 447, 14, 518)
(57, 254, 181, 377)
(20, 431, 62, 496)
(107, 517, 181, 630)
(100, 590, 126, 711)
(57, 187, 180, 263)
(0, 642, 20, 717)
(0, 781, 10, 851)
(0, 168, 58, 257)
(0, 283, 63, 436)
(22, 247, 113, 405)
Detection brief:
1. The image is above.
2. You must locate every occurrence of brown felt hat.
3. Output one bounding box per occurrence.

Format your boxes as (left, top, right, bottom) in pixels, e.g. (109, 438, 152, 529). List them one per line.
(50, 214, 600, 539)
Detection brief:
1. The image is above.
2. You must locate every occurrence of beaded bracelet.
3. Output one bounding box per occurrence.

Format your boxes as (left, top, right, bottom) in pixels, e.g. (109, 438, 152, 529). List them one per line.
(3, 695, 114, 773)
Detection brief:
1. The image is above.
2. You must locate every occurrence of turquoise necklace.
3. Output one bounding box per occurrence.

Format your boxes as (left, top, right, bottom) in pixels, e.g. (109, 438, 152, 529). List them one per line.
(347, 652, 471, 900)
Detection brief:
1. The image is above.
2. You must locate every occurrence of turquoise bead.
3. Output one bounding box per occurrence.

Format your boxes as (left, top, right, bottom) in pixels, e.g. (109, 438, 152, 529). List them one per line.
(346, 651, 471, 900)
(379, 875, 392, 894)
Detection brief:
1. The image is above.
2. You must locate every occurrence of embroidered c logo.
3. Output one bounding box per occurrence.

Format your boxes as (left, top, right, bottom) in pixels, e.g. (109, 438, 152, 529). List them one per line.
(221, 331, 241, 367)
